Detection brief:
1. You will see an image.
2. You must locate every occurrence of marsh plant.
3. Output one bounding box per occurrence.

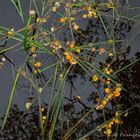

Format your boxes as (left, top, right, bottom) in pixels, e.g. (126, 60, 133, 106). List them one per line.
(0, 0, 140, 139)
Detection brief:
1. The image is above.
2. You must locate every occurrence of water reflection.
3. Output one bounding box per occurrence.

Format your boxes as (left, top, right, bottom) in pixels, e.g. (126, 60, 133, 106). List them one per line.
(0, 0, 140, 140)
(0, 19, 139, 140)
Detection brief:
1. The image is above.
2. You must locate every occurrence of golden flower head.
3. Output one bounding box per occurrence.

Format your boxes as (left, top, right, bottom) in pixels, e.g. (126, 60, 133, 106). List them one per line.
(7, 28, 14, 37)
(104, 88, 111, 94)
(30, 46, 36, 53)
(34, 61, 42, 67)
(92, 75, 99, 82)
(99, 48, 105, 55)
(104, 128, 112, 137)
(60, 17, 66, 23)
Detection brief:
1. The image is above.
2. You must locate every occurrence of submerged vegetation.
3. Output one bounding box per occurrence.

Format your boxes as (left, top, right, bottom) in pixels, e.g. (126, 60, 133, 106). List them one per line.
(0, 0, 140, 139)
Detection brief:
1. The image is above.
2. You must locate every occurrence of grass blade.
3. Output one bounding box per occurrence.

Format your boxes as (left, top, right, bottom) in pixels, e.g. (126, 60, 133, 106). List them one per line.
(11, 0, 24, 22)
(2, 66, 21, 129)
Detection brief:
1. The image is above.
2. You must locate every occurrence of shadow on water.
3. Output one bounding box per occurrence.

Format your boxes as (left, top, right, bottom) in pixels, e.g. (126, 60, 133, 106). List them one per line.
(0, 0, 140, 139)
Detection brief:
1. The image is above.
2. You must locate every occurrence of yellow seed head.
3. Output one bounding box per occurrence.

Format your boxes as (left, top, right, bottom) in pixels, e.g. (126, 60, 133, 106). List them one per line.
(99, 48, 105, 54)
(92, 75, 99, 82)
(107, 93, 114, 99)
(69, 42, 75, 48)
(107, 3, 115, 9)
(66, 54, 72, 60)
(115, 87, 122, 92)
(104, 88, 110, 94)
(36, 17, 41, 23)
(74, 24, 80, 31)
(70, 17, 75, 21)
(75, 48, 81, 53)
(52, 7, 57, 12)
(30, 46, 36, 53)
(7, 30, 14, 37)
(104, 128, 112, 137)
(88, 11, 93, 17)
(69, 58, 77, 65)
(34, 62, 42, 67)
(108, 39, 113, 45)
(92, 11, 97, 18)
(114, 118, 121, 124)
(75, 96, 81, 101)
(113, 91, 120, 97)
(82, 14, 88, 19)
(33, 69, 41, 75)
(42, 116, 47, 120)
(60, 17, 66, 23)
(106, 80, 110, 85)
(101, 100, 108, 106)
(87, 5, 92, 11)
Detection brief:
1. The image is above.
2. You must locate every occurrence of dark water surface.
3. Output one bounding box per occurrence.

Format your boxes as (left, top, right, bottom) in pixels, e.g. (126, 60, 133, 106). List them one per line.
(0, 0, 140, 139)
(0, 0, 30, 116)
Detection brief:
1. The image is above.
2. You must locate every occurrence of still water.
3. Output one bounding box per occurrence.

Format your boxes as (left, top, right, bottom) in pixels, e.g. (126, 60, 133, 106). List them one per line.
(0, 0, 140, 139)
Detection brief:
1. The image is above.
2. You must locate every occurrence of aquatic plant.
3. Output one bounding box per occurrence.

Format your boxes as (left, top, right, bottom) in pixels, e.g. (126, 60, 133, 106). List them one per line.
(0, 0, 140, 139)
